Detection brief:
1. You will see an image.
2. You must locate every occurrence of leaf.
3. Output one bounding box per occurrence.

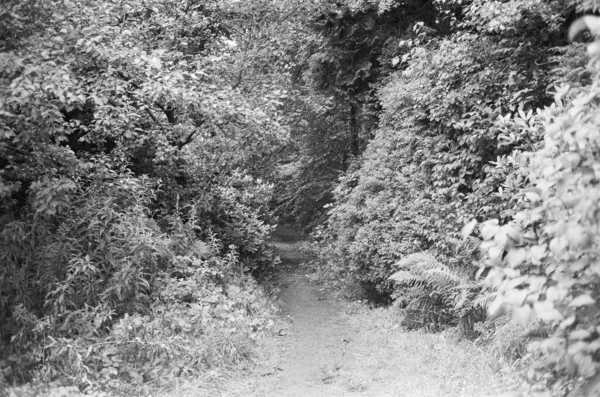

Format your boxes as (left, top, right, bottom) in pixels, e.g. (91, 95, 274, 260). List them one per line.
(566, 225, 589, 249)
(549, 237, 568, 255)
(128, 370, 143, 384)
(569, 330, 591, 340)
(503, 224, 522, 245)
(539, 337, 564, 352)
(488, 295, 510, 320)
(533, 301, 563, 322)
(559, 316, 577, 330)
(488, 246, 502, 260)
(505, 289, 527, 306)
(480, 219, 500, 240)
(461, 219, 477, 238)
(148, 57, 162, 69)
(512, 304, 536, 326)
(529, 245, 547, 265)
(494, 229, 508, 249)
(506, 248, 526, 268)
(569, 295, 595, 308)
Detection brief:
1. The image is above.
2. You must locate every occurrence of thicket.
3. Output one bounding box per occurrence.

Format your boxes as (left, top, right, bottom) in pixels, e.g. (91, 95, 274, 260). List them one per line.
(315, 0, 566, 302)
(478, 43, 600, 396)
(6, 0, 600, 394)
(0, 0, 298, 393)
(311, 0, 600, 393)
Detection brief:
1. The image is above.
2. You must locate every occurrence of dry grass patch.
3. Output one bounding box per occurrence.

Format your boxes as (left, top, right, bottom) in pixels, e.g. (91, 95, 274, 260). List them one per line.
(336, 303, 523, 397)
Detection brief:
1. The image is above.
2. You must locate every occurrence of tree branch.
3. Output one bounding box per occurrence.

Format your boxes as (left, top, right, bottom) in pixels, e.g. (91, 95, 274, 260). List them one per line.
(177, 119, 205, 149)
(232, 69, 244, 89)
(155, 102, 177, 124)
(146, 107, 158, 124)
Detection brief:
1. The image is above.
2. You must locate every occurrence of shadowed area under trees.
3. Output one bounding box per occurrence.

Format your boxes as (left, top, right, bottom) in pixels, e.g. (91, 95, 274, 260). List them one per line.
(3, 0, 600, 395)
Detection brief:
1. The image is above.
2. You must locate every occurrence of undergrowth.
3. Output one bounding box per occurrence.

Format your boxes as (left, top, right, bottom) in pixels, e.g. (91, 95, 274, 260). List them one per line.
(0, 169, 280, 396)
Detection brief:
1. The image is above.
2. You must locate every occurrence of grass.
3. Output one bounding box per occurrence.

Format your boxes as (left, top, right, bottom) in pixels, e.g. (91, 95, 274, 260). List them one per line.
(151, 318, 287, 397)
(329, 303, 525, 397)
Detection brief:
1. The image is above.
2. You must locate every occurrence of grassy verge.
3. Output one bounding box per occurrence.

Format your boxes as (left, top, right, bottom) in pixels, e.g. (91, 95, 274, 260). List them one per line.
(335, 303, 526, 397)
(150, 327, 285, 397)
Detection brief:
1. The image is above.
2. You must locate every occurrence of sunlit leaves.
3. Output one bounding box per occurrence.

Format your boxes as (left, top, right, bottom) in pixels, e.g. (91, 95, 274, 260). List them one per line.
(478, 63, 600, 389)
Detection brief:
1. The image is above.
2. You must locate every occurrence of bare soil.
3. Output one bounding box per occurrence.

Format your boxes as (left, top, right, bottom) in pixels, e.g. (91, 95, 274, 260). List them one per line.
(260, 235, 353, 397)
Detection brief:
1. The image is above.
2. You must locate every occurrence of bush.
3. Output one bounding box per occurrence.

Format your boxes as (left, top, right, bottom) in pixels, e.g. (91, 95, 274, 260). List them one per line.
(0, 168, 278, 392)
(1, 168, 165, 375)
(479, 57, 600, 393)
(0, 0, 286, 391)
(313, 0, 566, 326)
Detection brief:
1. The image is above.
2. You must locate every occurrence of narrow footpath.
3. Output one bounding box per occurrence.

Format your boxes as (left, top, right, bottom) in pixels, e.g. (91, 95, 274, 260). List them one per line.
(251, 227, 515, 397)
(263, 231, 352, 397)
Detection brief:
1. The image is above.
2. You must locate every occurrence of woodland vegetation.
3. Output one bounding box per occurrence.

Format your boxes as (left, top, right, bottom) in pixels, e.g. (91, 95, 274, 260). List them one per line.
(2, 0, 600, 395)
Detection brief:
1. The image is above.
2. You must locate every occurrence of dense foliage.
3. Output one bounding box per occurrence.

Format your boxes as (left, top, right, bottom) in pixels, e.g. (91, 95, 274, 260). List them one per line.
(0, 0, 295, 392)
(479, 51, 600, 395)
(6, 0, 600, 394)
(315, 0, 565, 298)
(310, 0, 600, 393)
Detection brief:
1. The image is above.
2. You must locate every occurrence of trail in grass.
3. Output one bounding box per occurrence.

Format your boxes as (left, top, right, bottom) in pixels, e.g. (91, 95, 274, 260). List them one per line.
(262, 232, 352, 397)
(251, 226, 512, 397)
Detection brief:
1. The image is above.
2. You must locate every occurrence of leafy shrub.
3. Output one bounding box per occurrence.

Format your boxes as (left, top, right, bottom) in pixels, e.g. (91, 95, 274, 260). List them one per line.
(478, 57, 600, 393)
(310, 0, 600, 391)
(313, 0, 566, 323)
(0, 170, 278, 392)
(1, 169, 164, 359)
(0, 0, 286, 390)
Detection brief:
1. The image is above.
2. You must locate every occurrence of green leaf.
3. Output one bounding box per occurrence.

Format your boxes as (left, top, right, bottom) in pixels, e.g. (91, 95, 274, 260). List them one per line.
(480, 219, 500, 240)
(506, 248, 526, 268)
(569, 295, 595, 308)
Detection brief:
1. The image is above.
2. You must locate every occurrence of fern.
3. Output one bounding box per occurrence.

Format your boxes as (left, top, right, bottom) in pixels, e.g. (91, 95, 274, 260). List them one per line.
(470, 287, 496, 311)
(388, 269, 424, 286)
(424, 267, 462, 288)
(390, 252, 459, 295)
(394, 252, 441, 271)
(575, 0, 600, 12)
(389, 251, 487, 333)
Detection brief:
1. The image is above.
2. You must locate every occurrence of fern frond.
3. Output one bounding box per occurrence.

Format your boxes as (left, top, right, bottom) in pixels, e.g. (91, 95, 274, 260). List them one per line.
(463, 236, 482, 251)
(446, 236, 483, 262)
(394, 252, 440, 271)
(391, 251, 479, 330)
(406, 297, 436, 312)
(388, 270, 424, 286)
(524, 325, 551, 339)
(470, 289, 496, 311)
(423, 267, 462, 287)
(454, 283, 477, 310)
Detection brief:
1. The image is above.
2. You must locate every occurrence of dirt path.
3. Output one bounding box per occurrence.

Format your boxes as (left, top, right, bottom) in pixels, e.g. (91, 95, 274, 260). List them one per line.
(263, 237, 352, 397)
(250, 228, 512, 397)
